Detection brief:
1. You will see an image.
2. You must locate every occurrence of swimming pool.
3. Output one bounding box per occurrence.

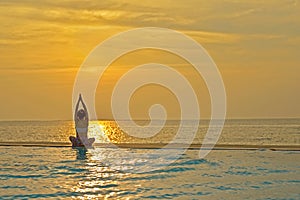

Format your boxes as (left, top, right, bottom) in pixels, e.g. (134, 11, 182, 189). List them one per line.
(0, 146, 299, 199)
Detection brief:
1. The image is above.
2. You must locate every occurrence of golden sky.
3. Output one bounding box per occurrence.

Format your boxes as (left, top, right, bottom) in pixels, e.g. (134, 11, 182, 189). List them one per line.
(0, 0, 299, 120)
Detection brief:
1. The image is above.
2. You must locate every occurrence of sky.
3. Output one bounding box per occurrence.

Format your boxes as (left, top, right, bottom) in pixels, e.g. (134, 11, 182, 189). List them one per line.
(0, 0, 299, 120)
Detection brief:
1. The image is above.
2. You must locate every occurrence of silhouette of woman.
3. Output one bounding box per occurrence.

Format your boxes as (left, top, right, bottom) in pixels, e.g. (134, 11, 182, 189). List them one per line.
(70, 94, 94, 147)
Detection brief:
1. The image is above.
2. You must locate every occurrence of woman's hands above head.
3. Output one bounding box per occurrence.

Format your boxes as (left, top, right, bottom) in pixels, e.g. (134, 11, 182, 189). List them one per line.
(79, 94, 84, 103)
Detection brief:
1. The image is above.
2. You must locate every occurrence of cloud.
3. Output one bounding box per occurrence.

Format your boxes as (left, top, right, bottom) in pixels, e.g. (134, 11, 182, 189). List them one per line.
(183, 30, 242, 44)
(1, 0, 299, 37)
(0, 0, 299, 71)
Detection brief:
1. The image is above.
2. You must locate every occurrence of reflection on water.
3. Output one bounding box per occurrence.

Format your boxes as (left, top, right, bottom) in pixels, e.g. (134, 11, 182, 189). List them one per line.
(0, 119, 299, 198)
(75, 148, 88, 160)
(0, 119, 299, 146)
(90, 119, 300, 146)
(71, 148, 125, 199)
(89, 120, 182, 144)
(0, 146, 299, 199)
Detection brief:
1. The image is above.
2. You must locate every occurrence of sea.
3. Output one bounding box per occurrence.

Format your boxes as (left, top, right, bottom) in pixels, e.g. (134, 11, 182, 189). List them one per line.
(0, 119, 299, 199)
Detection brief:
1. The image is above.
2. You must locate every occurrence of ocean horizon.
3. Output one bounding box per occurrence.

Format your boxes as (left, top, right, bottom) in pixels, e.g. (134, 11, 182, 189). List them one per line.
(0, 118, 299, 147)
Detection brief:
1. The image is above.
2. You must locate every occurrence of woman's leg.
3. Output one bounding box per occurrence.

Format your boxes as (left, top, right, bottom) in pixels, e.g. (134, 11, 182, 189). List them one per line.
(78, 132, 88, 144)
(69, 136, 76, 147)
(88, 137, 95, 144)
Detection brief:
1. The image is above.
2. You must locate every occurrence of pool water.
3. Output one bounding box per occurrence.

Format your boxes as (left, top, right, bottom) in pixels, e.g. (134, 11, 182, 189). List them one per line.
(0, 146, 299, 199)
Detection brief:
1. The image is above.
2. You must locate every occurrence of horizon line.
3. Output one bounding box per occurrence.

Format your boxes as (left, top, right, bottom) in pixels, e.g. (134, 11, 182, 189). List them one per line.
(0, 117, 299, 122)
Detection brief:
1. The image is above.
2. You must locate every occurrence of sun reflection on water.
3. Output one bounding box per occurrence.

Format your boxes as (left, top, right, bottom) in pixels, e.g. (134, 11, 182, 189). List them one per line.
(86, 120, 181, 145)
(70, 149, 132, 199)
(87, 121, 134, 144)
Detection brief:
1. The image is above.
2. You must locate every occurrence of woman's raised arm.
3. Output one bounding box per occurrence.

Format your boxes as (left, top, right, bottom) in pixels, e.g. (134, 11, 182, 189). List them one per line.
(81, 95, 89, 121)
(74, 94, 81, 121)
